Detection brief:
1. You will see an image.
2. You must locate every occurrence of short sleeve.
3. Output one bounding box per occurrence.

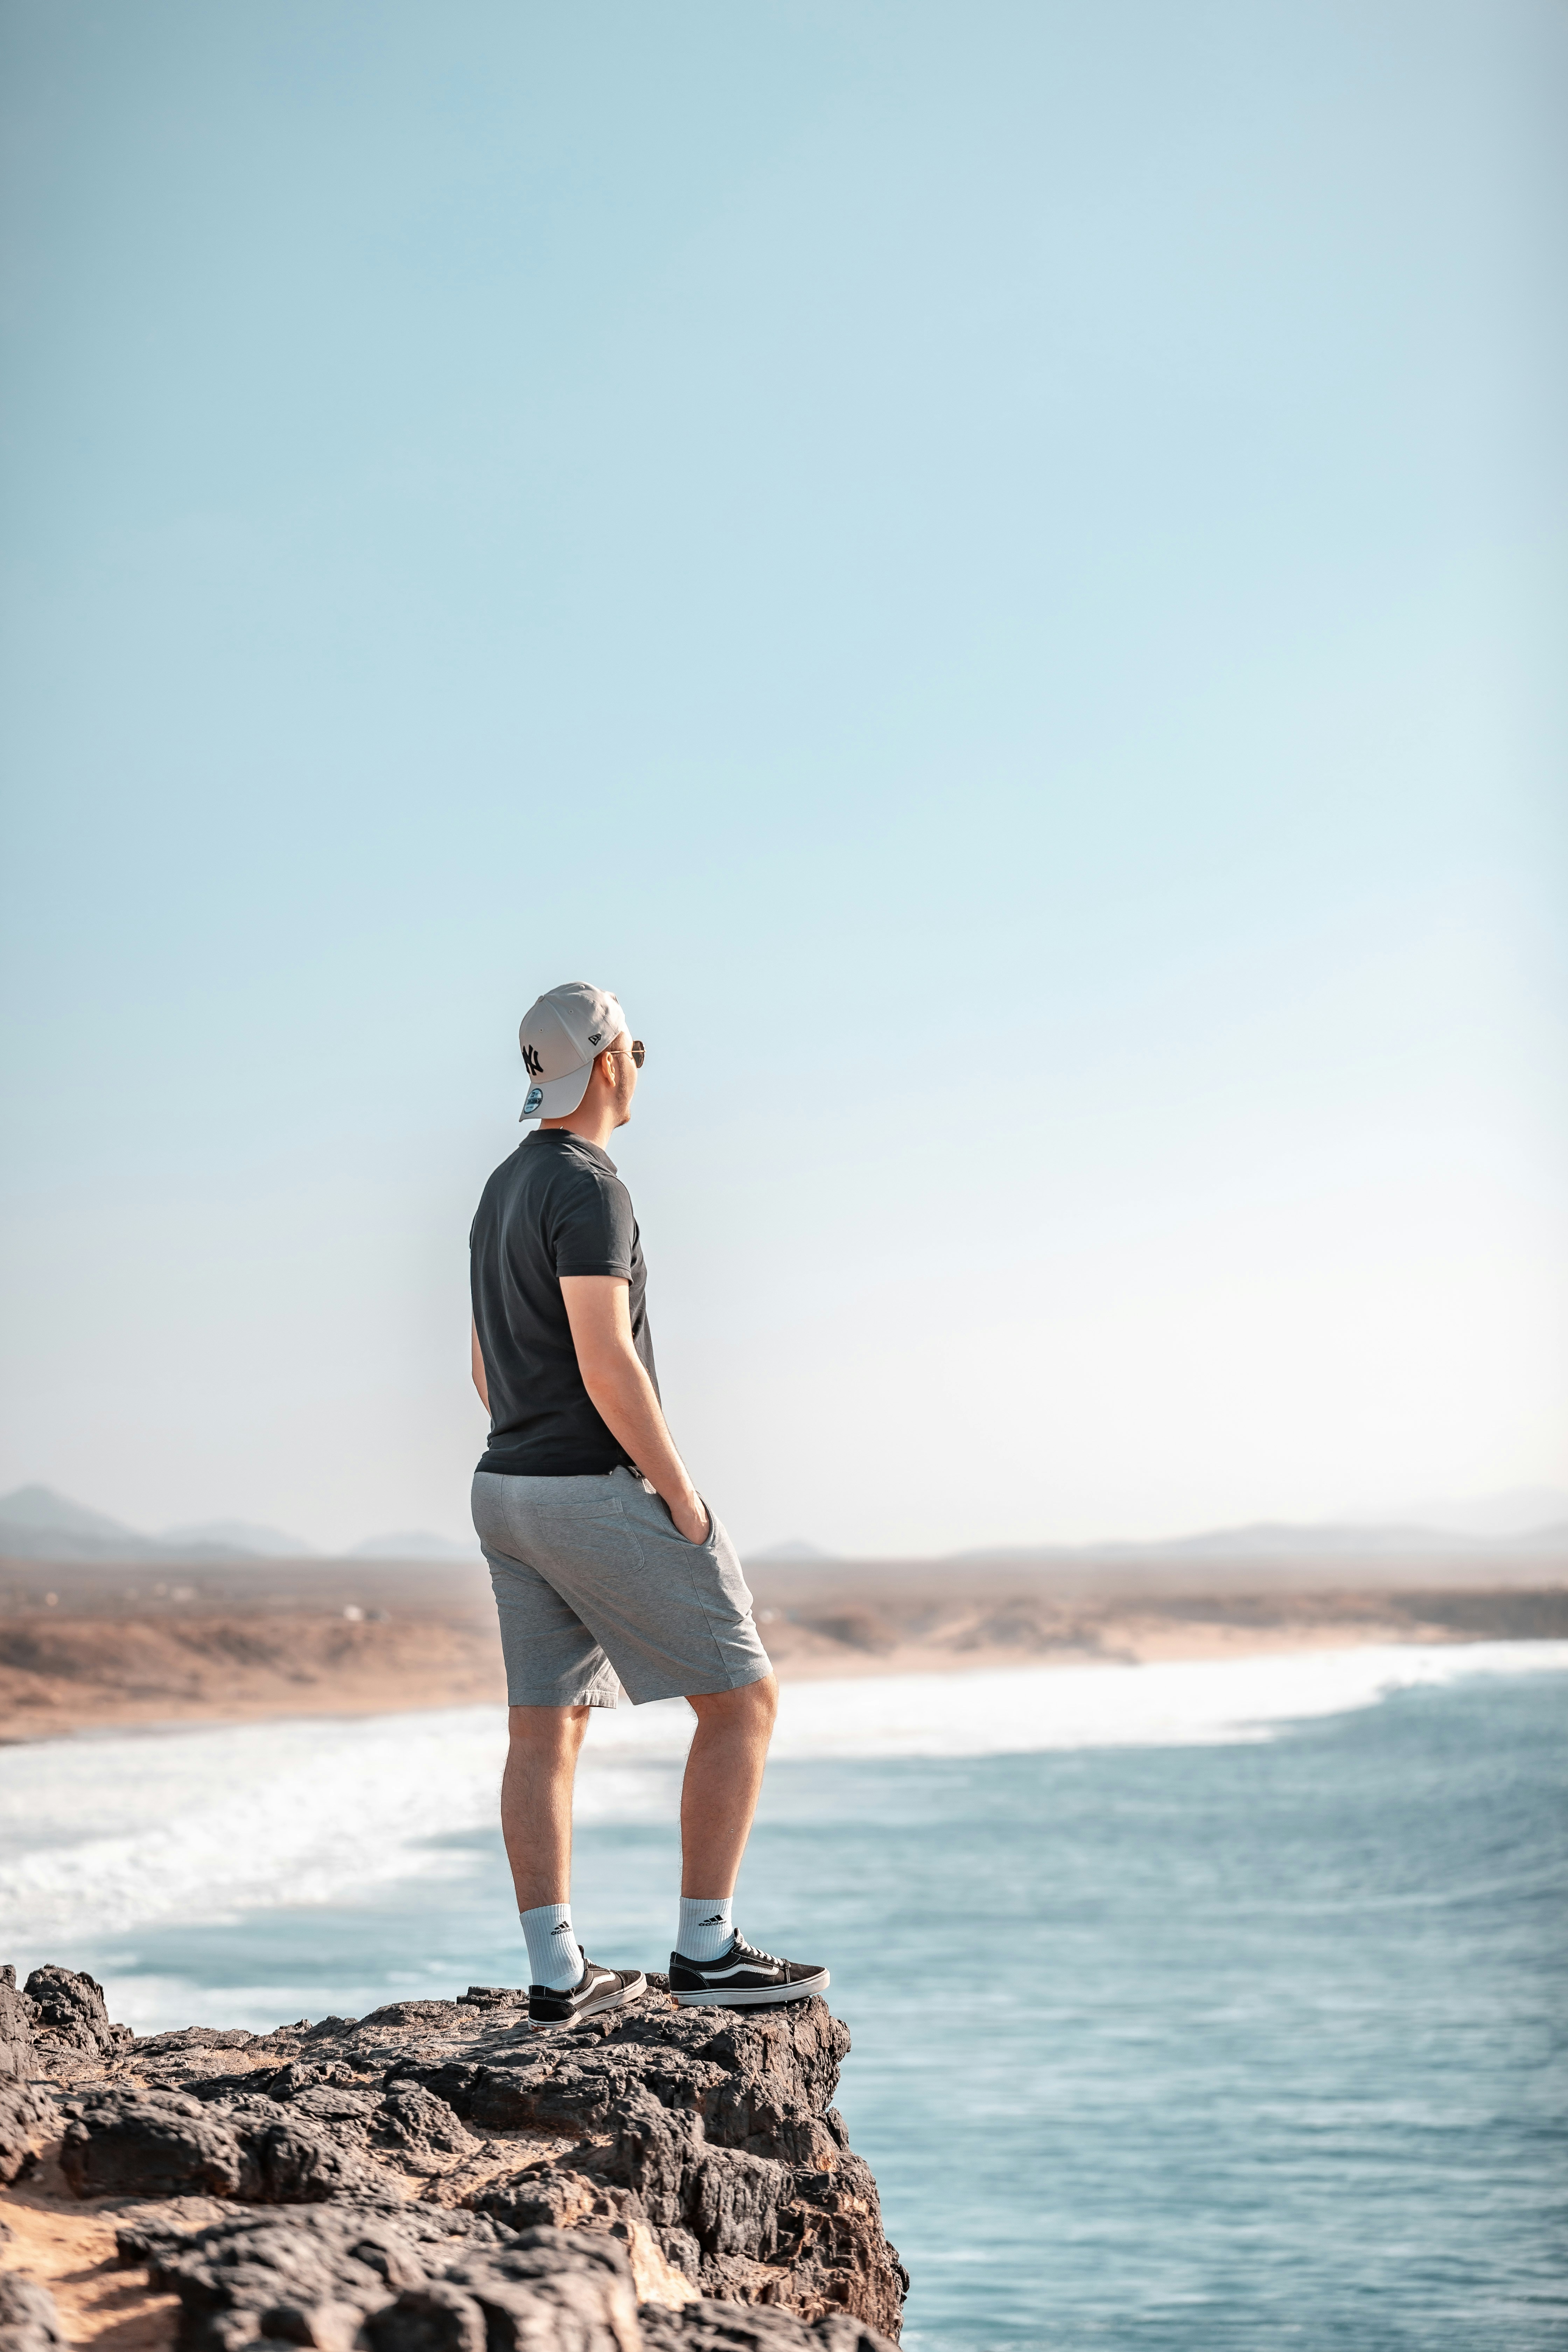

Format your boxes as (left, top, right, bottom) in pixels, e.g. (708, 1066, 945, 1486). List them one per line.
(550, 1170, 635, 1279)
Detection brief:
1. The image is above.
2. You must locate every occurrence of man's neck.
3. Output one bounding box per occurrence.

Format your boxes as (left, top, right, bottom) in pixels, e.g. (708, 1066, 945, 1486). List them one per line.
(539, 1107, 620, 1153)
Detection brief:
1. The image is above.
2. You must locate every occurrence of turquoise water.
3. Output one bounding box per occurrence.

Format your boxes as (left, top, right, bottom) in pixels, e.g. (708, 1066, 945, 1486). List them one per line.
(6, 1662, 1566, 2348)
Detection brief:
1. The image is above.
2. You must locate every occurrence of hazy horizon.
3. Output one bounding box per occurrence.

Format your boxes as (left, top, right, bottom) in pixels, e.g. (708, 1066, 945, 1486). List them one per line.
(3, 1475, 1566, 1566)
(2, 1, 1564, 1555)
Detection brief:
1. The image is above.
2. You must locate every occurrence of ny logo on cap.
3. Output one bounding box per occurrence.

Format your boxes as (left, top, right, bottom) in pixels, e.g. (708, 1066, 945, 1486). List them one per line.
(522, 1044, 544, 1077)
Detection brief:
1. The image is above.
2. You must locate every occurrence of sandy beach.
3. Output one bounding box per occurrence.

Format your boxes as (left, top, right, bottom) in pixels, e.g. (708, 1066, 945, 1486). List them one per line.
(3, 1546, 1563, 1741)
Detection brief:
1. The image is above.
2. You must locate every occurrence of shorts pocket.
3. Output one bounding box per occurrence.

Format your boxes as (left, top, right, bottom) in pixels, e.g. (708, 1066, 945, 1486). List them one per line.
(636, 1482, 716, 1549)
(626, 1486, 750, 1601)
(705, 1513, 754, 1616)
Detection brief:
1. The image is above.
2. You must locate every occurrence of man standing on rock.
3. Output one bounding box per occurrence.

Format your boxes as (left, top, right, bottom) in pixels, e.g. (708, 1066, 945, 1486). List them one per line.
(468, 982, 827, 2030)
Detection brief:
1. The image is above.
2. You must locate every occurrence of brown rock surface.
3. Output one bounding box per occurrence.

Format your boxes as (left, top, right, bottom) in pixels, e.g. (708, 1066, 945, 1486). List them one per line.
(0, 1967, 906, 2352)
(0, 2269, 70, 2352)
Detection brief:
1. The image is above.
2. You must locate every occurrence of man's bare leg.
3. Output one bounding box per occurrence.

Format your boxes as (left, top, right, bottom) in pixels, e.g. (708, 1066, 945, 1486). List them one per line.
(670, 1673, 826, 2002)
(503, 1702, 645, 2024)
(681, 1675, 779, 1895)
(502, 1703, 590, 1911)
(501, 1683, 776, 1912)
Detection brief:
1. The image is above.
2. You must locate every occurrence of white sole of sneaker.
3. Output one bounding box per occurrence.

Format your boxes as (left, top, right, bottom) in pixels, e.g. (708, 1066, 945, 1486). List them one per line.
(672, 1969, 829, 2008)
(529, 1970, 648, 2031)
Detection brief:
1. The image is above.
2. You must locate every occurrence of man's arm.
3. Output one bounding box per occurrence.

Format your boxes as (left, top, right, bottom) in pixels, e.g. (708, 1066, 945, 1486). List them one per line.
(559, 1276, 709, 1544)
(471, 1316, 490, 1411)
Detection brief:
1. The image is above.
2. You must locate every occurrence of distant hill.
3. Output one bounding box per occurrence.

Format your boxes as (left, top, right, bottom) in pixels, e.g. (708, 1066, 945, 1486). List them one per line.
(347, 1531, 481, 1562)
(159, 1518, 317, 1557)
(0, 1484, 141, 1541)
(0, 1487, 474, 1566)
(0, 1485, 259, 1566)
(4, 1482, 1562, 1573)
(955, 1516, 1568, 1563)
(1401, 1487, 1568, 1541)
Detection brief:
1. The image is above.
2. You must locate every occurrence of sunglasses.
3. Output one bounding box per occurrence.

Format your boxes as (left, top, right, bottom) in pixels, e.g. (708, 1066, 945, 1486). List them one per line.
(606, 1040, 646, 1068)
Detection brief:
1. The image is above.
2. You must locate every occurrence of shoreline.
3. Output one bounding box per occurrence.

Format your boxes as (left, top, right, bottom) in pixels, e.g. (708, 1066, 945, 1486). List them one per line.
(4, 1611, 1565, 1747)
(4, 1550, 1564, 1745)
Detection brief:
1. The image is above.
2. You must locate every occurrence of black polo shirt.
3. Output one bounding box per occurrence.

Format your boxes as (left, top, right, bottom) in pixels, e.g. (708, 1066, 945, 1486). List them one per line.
(470, 1131, 659, 1477)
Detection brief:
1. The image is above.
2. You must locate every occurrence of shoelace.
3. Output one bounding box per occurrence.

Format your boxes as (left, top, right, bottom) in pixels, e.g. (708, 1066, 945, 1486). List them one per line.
(725, 1933, 783, 1969)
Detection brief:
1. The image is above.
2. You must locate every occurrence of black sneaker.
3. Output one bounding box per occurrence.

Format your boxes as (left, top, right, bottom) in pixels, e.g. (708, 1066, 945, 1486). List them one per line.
(528, 1959, 646, 2030)
(668, 1933, 828, 2008)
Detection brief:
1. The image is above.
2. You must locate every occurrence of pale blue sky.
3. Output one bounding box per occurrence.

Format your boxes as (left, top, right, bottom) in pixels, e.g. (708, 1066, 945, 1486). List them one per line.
(1, 0, 1563, 1554)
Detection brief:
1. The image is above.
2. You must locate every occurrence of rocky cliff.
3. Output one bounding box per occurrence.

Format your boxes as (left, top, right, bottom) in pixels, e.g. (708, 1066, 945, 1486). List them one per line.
(0, 1964, 906, 2352)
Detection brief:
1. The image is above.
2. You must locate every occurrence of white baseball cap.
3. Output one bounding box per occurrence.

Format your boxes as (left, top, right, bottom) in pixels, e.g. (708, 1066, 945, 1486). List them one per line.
(517, 982, 629, 1121)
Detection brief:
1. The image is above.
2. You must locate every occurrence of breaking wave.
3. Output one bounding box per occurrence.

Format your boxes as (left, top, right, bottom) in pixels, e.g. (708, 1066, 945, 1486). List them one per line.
(2, 1642, 1564, 1949)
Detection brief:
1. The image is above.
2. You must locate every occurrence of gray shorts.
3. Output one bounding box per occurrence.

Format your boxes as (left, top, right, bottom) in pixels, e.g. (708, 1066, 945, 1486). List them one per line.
(471, 1466, 773, 1708)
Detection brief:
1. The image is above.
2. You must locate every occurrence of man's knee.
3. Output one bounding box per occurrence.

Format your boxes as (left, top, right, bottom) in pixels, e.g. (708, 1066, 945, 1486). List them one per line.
(508, 1703, 590, 1752)
(689, 1674, 778, 1731)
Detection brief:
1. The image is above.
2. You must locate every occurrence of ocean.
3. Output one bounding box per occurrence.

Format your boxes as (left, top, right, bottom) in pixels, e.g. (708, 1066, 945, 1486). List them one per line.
(4, 1642, 1566, 2351)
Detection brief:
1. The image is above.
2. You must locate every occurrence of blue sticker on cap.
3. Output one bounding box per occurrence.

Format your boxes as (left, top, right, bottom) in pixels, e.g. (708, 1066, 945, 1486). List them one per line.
(523, 1085, 544, 1114)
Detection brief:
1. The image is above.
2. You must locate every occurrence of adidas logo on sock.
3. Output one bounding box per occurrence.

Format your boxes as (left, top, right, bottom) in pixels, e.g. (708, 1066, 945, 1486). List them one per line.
(552, 1921, 574, 1935)
(701, 1914, 727, 1927)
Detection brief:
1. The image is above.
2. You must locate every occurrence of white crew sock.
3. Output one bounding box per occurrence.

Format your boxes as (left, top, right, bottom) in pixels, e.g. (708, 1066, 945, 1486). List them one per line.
(677, 1895, 735, 1963)
(521, 1903, 584, 1991)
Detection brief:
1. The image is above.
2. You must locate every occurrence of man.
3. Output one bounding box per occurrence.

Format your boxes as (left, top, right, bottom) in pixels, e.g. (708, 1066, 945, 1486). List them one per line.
(469, 981, 827, 2030)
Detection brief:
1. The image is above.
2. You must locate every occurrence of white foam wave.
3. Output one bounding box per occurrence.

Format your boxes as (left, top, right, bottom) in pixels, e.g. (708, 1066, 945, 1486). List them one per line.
(748, 1641, 1568, 1759)
(1, 1643, 1562, 1951)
